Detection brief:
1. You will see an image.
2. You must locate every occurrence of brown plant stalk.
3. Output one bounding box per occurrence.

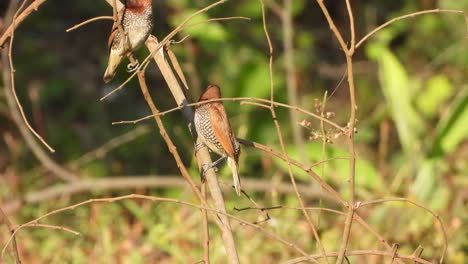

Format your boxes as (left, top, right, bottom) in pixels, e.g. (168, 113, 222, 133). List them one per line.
(259, 0, 329, 262)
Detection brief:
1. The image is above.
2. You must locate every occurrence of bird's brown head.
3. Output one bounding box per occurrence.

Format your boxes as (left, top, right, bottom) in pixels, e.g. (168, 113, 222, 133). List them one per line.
(125, 0, 152, 8)
(198, 84, 222, 102)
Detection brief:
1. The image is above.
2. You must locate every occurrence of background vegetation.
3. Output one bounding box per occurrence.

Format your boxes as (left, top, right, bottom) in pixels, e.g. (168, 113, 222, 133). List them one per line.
(0, 0, 467, 263)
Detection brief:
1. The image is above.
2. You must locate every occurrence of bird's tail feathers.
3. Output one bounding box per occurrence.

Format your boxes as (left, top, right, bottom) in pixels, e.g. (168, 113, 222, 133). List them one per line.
(103, 51, 123, 83)
(227, 157, 241, 196)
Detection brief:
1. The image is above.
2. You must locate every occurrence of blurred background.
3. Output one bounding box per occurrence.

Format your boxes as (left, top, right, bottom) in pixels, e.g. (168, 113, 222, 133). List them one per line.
(0, 0, 467, 263)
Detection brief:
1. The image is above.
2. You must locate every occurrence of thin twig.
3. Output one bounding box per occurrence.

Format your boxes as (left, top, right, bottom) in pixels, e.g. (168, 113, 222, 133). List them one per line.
(357, 198, 447, 263)
(317, 91, 328, 227)
(145, 34, 240, 264)
(106, 2, 231, 261)
(201, 182, 210, 264)
(2, 176, 334, 215)
(260, 1, 328, 262)
(65, 16, 113, 32)
(0, 0, 47, 47)
(356, 9, 467, 49)
(111, 97, 345, 132)
(3, 194, 313, 261)
(237, 138, 407, 262)
(184, 16, 251, 29)
(24, 223, 80, 236)
(68, 125, 151, 168)
(0, 206, 21, 264)
(314, 1, 357, 262)
(1, 14, 76, 183)
(282, 249, 434, 264)
(281, 0, 306, 162)
(5, 2, 55, 153)
(1, 1, 21, 259)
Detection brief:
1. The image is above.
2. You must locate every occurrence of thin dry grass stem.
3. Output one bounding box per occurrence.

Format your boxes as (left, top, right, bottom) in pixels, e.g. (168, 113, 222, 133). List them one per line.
(314, 1, 357, 262)
(240, 101, 270, 109)
(314, 2, 457, 263)
(5, 4, 55, 153)
(24, 223, 80, 236)
(99, 0, 229, 101)
(165, 45, 190, 90)
(0, 206, 21, 264)
(106, 1, 232, 260)
(235, 191, 273, 225)
(357, 198, 447, 263)
(69, 125, 151, 169)
(3, 194, 314, 262)
(2, 176, 334, 215)
(1, 6, 76, 182)
(237, 138, 408, 260)
(0, 0, 47, 47)
(145, 35, 240, 264)
(282, 250, 434, 264)
(65, 16, 113, 32)
(266, 0, 283, 19)
(345, 0, 356, 53)
(238, 138, 344, 204)
(111, 97, 345, 131)
(314, 0, 349, 53)
(308, 157, 349, 168)
(1, 2, 21, 260)
(317, 91, 328, 227)
(201, 183, 210, 264)
(235, 205, 345, 217)
(1, 194, 201, 256)
(281, 0, 306, 162)
(131, 60, 221, 226)
(24, 125, 149, 179)
(185, 16, 251, 29)
(356, 9, 467, 49)
(259, 1, 329, 262)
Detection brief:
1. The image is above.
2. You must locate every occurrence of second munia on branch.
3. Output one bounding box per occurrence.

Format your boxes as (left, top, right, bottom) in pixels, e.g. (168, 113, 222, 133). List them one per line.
(103, 0, 153, 83)
(194, 85, 242, 196)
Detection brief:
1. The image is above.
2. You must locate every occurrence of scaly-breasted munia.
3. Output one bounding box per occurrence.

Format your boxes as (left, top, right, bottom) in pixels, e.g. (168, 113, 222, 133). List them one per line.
(194, 85, 242, 196)
(103, 0, 153, 83)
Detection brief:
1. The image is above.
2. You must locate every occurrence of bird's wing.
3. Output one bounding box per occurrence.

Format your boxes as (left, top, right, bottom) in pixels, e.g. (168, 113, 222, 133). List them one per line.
(108, 25, 118, 50)
(209, 103, 237, 159)
(107, 9, 124, 50)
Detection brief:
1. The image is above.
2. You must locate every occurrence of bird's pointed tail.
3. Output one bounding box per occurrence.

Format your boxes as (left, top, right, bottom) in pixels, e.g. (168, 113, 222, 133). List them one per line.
(103, 50, 123, 83)
(227, 157, 241, 196)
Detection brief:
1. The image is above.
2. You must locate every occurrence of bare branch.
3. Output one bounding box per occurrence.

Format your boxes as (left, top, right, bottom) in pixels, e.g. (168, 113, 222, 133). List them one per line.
(65, 16, 113, 32)
(356, 9, 467, 49)
(0, 206, 21, 264)
(260, 1, 328, 261)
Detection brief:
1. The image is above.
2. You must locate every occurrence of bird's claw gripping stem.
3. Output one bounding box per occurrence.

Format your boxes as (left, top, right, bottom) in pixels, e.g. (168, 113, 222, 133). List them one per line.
(127, 60, 139, 72)
(200, 163, 218, 182)
(194, 143, 205, 153)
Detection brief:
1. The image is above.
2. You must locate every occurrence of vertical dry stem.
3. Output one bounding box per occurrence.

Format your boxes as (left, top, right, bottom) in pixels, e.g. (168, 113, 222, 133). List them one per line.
(0, 206, 21, 264)
(145, 36, 239, 264)
(281, 0, 306, 161)
(260, 1, 329, 262)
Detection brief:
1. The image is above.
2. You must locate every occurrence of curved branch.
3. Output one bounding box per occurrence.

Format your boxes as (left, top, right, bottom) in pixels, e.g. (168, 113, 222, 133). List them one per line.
(356, 9, 466, 49)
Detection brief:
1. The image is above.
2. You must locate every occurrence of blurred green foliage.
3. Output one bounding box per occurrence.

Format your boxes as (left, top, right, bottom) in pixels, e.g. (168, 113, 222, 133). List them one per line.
(0, 0, 467, 263)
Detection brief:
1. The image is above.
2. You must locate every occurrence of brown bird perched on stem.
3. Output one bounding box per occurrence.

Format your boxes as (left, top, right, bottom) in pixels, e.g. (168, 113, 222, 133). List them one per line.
(103, 0, 153, 83)
(194, 85, 242, 196)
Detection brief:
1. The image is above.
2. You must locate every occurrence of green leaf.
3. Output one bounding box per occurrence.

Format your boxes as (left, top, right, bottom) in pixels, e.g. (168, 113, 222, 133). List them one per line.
(236, 1, 262, 18)
(367, 43, 425, 153)
(431, 88, 468, 156)
(170, 10, 228, 43)
(272, 142, 381, 189)
(237, 61, 272, 98)
(416, 75, 454, 118)
(411, 158, 449, 208)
